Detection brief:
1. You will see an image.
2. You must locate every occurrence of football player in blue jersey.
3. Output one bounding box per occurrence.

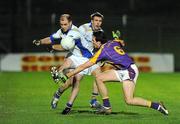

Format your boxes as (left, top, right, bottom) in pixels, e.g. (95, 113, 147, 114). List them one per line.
(55, 31, 169, 115)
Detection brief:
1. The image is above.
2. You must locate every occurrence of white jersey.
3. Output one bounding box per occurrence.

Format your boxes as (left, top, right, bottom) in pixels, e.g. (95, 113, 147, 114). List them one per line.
(50, 25, 92, 58)
(78, 22, 103, 54)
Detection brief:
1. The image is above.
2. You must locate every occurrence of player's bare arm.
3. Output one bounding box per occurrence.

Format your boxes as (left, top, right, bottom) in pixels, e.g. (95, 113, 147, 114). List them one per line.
(33, 37, 51, 46)
(52, 44, 65, 51)
(66, 61, 95, 78)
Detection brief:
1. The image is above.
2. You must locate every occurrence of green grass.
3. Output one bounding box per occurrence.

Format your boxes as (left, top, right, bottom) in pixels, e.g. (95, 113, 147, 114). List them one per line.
(0, 72, 180, 124)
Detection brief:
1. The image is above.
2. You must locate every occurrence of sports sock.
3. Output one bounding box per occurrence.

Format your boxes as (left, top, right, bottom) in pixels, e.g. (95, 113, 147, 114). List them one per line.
(55, 87, 64, 99)
(90, 99, 97, 105)
(103, 98, 111, 108)
(91, 92, 99, 99)
(150, 102, 160, 110)
(92, 92, 99, 97)
(90, 92, 99, 104)
(66, 103, 73, 108)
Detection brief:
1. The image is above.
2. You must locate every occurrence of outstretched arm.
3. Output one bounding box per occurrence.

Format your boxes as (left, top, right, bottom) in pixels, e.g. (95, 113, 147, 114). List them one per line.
(66, 60, 95, 78)
(39, 37, 52, 44)
(33, 37, 52, 46)
(51, 60, 95, 84)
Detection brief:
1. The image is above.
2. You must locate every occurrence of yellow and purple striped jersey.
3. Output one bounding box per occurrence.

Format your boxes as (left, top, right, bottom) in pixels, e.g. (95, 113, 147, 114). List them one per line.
(90, 40, 134, 70)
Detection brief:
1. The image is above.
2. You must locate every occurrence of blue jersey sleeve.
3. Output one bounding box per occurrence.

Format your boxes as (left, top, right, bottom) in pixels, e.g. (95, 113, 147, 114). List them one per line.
(50, 29, 62, 44)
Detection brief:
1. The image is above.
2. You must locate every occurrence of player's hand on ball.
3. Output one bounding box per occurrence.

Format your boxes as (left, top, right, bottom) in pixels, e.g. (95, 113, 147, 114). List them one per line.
(33, 40, 41, 46)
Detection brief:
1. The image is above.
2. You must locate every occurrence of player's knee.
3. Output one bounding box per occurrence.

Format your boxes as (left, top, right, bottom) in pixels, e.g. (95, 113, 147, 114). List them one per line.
(91, 68, 101, 76)
(95, 75, 104, 82)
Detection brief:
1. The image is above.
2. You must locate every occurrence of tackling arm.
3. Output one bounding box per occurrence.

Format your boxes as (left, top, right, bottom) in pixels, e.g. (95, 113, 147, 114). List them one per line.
(67, 60, 95, 78)
(52, 60, 95, 84)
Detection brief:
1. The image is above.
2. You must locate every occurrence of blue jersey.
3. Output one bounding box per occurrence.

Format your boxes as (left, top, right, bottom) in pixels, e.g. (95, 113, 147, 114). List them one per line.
(90, 40, 134, 70)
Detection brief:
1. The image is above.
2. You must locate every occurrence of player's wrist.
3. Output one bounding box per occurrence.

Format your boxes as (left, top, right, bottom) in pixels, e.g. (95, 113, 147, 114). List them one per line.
(37, 40, 41, 45)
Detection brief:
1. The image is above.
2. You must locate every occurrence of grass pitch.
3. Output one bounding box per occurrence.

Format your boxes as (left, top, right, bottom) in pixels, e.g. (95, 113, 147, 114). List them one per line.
(0, 72, 180, 124)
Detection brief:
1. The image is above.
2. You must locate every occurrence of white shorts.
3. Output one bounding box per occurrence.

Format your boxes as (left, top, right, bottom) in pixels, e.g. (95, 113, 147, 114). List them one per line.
(68, 55, 99, 75)
(114, 64, 139, 84)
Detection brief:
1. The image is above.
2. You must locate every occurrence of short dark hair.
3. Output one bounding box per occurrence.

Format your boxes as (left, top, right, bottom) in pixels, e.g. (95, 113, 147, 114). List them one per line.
(93, 31, 107, 44)
(90, 12, 104, 20)
(60, 14, 72, 22)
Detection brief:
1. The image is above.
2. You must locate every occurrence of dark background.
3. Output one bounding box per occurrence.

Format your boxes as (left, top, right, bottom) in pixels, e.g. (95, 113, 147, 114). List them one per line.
(0, 0, 180, 70)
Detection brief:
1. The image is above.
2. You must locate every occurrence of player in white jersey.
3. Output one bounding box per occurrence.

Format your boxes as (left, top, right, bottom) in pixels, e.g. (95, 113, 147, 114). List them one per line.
(33, 14, 102, 114)
(33, 15, 91, 58)
(79, 12, 104, 54)
(78, 12, 104, 108)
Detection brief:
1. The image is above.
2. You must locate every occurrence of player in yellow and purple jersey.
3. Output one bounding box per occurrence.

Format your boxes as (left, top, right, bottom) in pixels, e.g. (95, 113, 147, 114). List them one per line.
(55, 30, 169, 115)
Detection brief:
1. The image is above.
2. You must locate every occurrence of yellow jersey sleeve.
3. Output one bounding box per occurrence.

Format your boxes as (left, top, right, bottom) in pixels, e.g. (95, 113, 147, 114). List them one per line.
(89, 46, 104, 63)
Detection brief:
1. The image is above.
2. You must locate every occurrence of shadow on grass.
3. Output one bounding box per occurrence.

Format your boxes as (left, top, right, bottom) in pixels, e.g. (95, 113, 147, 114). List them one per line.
(62, 110, 139, 115)
(56, 105, 139, 116)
